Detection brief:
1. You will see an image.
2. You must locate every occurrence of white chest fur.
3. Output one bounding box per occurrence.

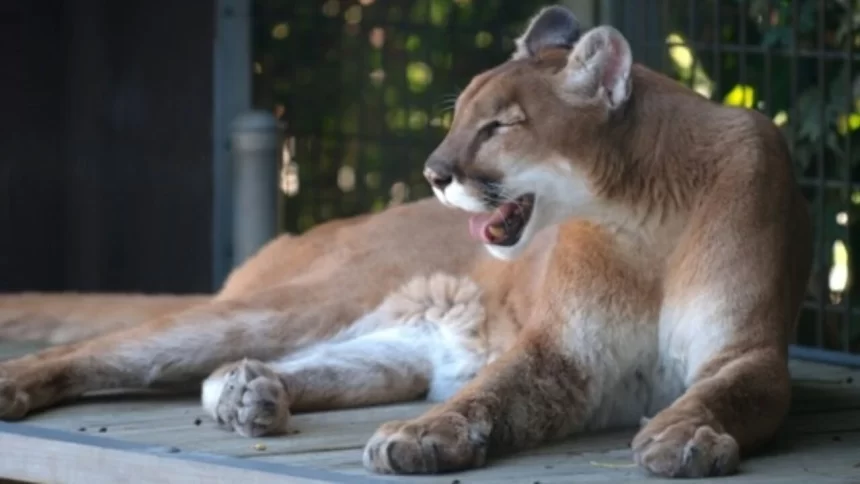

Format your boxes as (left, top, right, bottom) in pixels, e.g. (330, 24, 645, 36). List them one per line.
(565, 290, 734, 430)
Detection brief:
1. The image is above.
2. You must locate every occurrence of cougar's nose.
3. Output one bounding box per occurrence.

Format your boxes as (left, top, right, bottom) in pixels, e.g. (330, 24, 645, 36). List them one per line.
(423, 156, 454, 190)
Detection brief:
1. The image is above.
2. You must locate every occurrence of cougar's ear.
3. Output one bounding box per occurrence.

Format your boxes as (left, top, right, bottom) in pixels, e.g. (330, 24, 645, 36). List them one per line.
(558, 26, 633, 109)
(512, 5, 582, 60)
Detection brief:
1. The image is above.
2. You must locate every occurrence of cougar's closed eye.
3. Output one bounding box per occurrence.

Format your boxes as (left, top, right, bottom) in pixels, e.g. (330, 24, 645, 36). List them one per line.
(473, 121, 502, 147)
(478, 119, 519, 143)
(480, 120, 503, 137)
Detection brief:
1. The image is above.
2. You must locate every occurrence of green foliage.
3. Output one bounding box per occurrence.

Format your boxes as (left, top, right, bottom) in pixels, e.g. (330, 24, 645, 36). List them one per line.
(253, 0, 545, 232)
(655, 0, 860, 351)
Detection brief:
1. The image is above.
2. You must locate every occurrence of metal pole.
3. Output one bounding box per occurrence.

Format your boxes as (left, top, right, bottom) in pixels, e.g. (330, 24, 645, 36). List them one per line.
(212, 0, 252, 288)
(231, 111, 280, 266)
(789, 344, 860, 369)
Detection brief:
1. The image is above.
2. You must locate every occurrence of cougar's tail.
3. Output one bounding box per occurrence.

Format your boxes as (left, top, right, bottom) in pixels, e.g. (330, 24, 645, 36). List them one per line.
(0, 293, 212, 344)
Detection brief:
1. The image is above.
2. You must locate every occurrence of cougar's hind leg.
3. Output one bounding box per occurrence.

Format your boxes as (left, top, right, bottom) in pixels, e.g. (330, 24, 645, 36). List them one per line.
(0, 282, 375, 419)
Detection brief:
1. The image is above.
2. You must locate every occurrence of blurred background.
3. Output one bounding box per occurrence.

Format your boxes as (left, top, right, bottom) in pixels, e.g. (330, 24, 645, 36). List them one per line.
(1, 0, 858, 365)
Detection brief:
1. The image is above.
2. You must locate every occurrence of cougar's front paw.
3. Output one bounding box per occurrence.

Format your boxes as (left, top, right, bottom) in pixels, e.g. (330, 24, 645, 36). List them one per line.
(363, 412, 488, 474)
(201, 359, 291, 438)
(0, 378, 29, 420)
(632, 413, 739, 478)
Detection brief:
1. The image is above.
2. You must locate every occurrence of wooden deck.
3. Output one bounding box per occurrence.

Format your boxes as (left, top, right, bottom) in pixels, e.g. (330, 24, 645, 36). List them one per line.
(0, 343, 859, 483)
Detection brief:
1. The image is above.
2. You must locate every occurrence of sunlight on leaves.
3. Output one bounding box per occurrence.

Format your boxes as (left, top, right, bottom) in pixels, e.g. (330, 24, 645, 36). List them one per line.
(386, 108, 408, 130)
(369, 27, 385, 48)
(262, 0, 602, 237)
(271, 23, 290, 40)
(430, 0, 451, 26)
(665, 33, 713, 98)
(667, 33, 693, 69)
(406, 62, 433, 93)
(723, 84, 756, 109)
(408, 110, 429, 130)
(441, 111, 453, 129)
(345, 5, 363, 25)
(837, 113, 860, 135)
(406, 35, 422, 51)
(280, 162, 300, 197)
(475, 31, 493, 49)
(389, 181, 410, 205)
(369, 68, 386, 86)
(338, 165, 356, 192)
(773, 110, 788, 126)
(830, 239, 849, 293)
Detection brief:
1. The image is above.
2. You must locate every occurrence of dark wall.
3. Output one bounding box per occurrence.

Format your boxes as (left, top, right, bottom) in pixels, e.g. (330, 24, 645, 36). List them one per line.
(0, 0, 67, 291)
(0, 0, 215, 294)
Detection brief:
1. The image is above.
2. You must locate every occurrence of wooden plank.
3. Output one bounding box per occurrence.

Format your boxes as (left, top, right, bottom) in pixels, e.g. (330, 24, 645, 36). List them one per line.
(249, 413, 860, 483)
(9, 396, 860, 484)
(0, 423, 388, 484)
(29, 398, 432, 456)
(253, 432, 860, 483)
(1, 353, 859, 483)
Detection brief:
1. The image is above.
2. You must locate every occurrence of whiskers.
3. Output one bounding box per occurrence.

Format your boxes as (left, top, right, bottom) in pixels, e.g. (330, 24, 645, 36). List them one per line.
(435, 88, 463, 114)
(479, 181, 528, 214)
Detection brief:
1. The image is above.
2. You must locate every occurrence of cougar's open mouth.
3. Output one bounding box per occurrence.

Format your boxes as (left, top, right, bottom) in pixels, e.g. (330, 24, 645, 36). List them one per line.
(467, 193, 535, 246)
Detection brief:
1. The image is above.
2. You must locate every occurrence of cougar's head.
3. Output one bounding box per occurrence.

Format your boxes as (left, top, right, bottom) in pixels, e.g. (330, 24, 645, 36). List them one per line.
(424, 6, 634, 260)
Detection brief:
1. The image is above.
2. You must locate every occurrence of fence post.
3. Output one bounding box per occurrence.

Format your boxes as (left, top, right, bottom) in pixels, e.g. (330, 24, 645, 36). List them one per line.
(230, 110, 281, 266)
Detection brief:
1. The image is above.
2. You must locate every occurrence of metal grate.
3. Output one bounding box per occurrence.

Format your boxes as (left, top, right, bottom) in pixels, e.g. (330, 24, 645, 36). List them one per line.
(612, 0, 860, 366)
(252, 0, 549, 233)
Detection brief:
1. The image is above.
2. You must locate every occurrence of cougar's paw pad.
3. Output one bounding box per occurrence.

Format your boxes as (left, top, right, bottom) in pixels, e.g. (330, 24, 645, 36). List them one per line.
(0, 378, 30, 420)
(362, 412, 488, 475)
(632, 419, 739, 478)
(204, 359, 291, 438)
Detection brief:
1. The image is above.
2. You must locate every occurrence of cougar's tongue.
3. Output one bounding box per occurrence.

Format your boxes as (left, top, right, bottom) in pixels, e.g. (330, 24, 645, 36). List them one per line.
(468, 203, 514, 243)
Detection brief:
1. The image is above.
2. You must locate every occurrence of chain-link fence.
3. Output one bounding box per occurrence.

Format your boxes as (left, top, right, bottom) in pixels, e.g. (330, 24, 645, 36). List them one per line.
(252, 0, 555, 232)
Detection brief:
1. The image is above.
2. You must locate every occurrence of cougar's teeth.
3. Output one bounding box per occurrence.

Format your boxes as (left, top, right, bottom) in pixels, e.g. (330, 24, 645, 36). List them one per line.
(487, 225, 505, 239)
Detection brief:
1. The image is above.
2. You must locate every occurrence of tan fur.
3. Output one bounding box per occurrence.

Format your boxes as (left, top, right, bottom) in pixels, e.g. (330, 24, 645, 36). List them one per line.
(0, 293, 210, 344)
(0, 8, 810, 479)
